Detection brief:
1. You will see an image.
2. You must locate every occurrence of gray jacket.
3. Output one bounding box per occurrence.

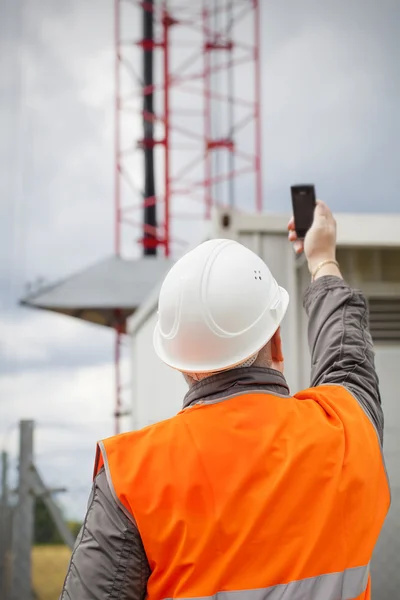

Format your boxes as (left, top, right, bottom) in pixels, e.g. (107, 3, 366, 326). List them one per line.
(60, 275, 384, 600)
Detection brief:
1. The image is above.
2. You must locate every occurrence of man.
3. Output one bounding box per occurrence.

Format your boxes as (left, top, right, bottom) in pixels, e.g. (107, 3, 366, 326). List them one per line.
(61, 201, 390, 600)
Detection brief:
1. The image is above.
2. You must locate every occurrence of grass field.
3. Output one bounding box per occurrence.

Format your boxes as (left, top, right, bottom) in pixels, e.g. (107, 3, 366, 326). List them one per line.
(32, 545, 71, 600)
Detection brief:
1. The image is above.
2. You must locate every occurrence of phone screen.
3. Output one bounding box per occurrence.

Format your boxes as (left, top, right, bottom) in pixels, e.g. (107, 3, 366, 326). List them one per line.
(291, 185, 316, 239)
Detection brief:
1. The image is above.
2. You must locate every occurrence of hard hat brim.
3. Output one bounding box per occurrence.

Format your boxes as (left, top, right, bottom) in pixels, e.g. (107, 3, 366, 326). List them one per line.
(153, 285, 290, 374)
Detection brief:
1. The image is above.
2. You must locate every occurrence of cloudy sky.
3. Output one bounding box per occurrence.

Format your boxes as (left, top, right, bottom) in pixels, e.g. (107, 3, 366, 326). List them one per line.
(1, 0, 399, 520)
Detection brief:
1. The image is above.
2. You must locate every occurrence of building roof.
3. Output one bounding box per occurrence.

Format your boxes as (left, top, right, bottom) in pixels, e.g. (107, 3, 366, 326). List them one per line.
(20, 255, 174, 331)
(211, 209, 400, 248)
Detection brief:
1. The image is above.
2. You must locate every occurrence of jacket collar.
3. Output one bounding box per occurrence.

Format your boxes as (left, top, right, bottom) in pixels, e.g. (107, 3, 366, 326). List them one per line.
(183, 366, 290, 409)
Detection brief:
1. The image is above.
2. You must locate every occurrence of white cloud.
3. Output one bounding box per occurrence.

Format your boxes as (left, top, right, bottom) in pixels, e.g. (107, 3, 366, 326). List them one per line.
(0, 363, 113, 432)
(0, 309, 112, 365)
(0, 358, 132, 518)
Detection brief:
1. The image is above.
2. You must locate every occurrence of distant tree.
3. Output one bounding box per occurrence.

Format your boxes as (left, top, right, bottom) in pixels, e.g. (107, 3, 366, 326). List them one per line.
(34, 497, 63, 545)
(34, 498, 83, 545)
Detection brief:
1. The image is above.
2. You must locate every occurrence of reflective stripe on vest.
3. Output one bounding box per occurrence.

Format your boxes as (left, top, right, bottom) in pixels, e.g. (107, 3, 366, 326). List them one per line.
(95, 386, 389, 600)
(163, 564, 370, 600)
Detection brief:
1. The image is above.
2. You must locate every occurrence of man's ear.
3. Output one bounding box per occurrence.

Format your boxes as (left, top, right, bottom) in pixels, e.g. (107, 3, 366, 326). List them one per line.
(271, 327, 284, 363)
(182, 373, 194, 388)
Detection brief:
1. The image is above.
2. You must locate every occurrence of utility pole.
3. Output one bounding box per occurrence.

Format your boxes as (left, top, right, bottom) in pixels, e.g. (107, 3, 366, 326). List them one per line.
(0, 451, 9, 598)
(1, 451, 7, 506)
(11, 421, 34, 600)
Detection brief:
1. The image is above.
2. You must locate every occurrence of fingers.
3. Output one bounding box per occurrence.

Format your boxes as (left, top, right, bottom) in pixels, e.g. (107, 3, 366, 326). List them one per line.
(293, 240, 304, 255)
(288, 219, 303, 254)
(287, 216, 295, 231)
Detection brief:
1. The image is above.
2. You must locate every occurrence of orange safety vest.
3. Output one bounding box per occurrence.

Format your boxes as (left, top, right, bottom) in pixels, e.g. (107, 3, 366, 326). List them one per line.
(94, 385, 390, 600)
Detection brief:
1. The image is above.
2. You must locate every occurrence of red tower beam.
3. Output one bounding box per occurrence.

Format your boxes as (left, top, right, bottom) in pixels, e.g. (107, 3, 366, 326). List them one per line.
(113, 0, 262, 434)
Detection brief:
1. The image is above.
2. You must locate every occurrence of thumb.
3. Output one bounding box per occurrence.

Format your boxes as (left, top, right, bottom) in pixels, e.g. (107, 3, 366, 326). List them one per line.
(312, 200, 329, 225)
(315, 199, 328, 216)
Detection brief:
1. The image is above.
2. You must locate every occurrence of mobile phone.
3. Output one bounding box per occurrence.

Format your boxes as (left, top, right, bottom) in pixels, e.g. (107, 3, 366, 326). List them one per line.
(291, 184, 316, 239)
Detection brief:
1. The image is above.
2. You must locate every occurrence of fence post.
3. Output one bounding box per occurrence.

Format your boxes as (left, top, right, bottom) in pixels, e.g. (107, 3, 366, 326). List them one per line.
(0, 451, 9, 597)
(1, 450, 7, 505)
(11, 420, 35, 600)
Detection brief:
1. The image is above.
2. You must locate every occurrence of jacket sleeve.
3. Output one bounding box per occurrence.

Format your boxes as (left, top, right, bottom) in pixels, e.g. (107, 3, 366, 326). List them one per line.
(59, 468, 150, 600)
(303, 275, 384, 444)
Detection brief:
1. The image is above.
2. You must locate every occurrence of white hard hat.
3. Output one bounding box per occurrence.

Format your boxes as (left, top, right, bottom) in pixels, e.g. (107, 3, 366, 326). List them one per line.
(153, 238, 289, 373)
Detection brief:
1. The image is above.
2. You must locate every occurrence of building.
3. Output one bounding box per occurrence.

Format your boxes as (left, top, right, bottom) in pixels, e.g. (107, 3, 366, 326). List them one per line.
(128, 207, 400, 597)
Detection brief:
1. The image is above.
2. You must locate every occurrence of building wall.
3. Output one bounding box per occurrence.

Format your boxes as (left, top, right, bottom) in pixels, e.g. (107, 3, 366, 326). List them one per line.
(131, 309, 187, 429)
(371, 344, 400, 597)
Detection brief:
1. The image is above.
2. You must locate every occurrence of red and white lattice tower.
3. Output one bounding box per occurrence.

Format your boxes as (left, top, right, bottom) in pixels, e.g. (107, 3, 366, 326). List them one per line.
(113, 0, 262, 433)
